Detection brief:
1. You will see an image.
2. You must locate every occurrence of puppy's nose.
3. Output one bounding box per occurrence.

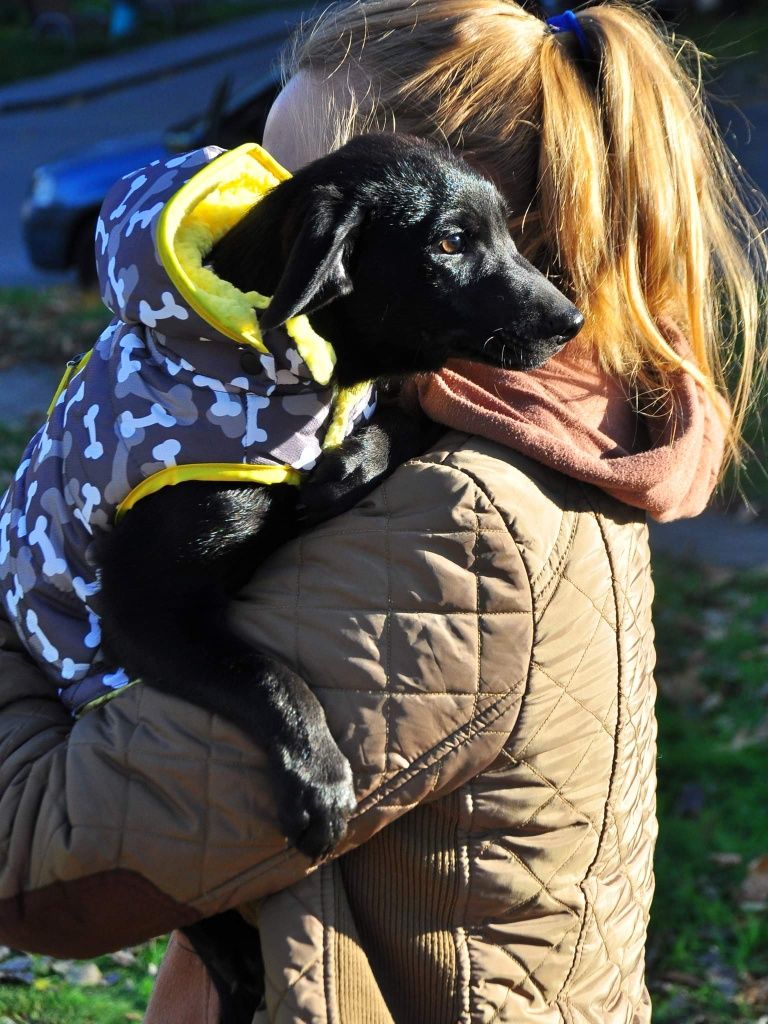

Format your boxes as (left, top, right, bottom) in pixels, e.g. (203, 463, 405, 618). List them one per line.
(552, 307, 584, 341)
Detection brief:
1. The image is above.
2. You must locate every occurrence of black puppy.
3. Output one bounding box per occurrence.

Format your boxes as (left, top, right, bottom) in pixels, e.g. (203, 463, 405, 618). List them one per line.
(96, 133, 582, 1022)
(99, 134, 581, 856)
(99, 133, 580, 860)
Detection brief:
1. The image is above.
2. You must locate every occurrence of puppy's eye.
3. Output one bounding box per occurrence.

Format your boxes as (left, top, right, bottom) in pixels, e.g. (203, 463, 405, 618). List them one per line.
(438, 233, 466, 255)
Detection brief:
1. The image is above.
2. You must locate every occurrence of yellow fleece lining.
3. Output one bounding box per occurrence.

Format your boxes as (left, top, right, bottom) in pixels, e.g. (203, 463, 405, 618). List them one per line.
(115, 461, 301, 522)
(322, 381, 374, 449)
(156, 143, 336, 385)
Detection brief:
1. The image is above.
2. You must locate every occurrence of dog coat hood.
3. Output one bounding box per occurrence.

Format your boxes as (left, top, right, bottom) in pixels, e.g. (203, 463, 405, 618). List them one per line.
(0, 145, 375, 714)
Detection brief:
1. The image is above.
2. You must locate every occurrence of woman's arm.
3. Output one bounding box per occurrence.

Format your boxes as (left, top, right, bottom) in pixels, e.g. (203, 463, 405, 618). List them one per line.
(0, 433, 532, 957)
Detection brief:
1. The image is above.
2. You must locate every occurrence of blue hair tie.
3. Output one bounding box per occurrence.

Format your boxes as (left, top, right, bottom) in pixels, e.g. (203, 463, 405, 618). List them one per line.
(547, 10, 590, 60)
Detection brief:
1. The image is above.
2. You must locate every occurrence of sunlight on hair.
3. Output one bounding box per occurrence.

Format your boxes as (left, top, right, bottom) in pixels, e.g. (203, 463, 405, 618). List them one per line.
(286, 0, 768, 476)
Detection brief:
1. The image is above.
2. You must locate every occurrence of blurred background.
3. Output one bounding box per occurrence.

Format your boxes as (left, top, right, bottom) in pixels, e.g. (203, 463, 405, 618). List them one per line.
(0, 2, 766, 1022)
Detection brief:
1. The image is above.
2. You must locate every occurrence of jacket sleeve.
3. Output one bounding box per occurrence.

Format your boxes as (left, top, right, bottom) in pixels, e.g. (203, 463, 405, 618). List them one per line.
(0, 436, 532, 957)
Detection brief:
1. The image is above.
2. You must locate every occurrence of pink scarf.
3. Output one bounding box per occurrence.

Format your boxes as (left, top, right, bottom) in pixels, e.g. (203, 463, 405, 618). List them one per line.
(414, 325, 727, 522)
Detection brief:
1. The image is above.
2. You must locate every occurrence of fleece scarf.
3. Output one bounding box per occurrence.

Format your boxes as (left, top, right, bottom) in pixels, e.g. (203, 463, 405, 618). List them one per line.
(414, 321, 727, 523)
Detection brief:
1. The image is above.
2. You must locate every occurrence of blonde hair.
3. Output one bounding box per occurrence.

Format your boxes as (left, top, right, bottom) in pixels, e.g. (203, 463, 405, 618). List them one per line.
(286, 0, 768, 470)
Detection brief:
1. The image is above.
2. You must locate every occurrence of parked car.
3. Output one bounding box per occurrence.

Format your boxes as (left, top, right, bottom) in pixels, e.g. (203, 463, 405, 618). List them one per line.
(21, 70, 281, 286)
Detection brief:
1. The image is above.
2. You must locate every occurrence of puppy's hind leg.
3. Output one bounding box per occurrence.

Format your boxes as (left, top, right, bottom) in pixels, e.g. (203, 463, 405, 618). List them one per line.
(97, 480, 357, 861)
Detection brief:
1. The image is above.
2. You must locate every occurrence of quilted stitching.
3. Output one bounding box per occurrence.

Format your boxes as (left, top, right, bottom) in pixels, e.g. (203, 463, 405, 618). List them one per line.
(427, 442, 655, 1024)
(259, 877, 330, 1023)
(257, 440, 656, 1024)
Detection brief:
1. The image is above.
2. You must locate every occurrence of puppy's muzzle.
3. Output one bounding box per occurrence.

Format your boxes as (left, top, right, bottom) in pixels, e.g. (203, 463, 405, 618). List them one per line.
(499, 296, 584, 369)
(541, 305, 584, 344)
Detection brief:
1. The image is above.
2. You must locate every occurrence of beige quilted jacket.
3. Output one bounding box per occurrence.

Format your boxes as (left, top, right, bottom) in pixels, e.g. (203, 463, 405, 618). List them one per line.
(0, 432, 656, 1023)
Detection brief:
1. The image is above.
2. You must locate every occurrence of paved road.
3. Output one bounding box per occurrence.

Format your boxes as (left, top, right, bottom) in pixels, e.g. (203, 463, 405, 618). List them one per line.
(0, 10, 300, 286)
(649, 514, 768, 569)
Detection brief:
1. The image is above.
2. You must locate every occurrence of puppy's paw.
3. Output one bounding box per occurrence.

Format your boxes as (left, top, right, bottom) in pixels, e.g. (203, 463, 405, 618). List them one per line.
(308, 434, 370, 487)
(297, 438, 376, 528)
(273, 731, 357, 862)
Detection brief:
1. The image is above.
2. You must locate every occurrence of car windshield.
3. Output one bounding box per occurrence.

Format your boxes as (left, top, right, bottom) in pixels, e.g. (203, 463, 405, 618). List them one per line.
(164, 76, 281, 153)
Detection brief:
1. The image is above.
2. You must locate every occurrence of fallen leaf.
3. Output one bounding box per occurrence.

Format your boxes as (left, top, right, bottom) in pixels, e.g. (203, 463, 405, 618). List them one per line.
(706, 966, 739, 997)
(700, 691, 724, 712)
(741, 974, 768, 1007)
(730, 716, 768, 751)
(702, 608, 732, 641)
(743, 977, 768, 1008)
(654, 989, 694, 1018)
(64, 962, 103, 987)
(703, 566, 736, 586)
(700, 946, 740, 997)
(661, 970, 702, 987)
(110, 949, 138, 968)
(51, 958, 75, 976)
(709, 852, 743, 867)
(740, 855, 768, 909)
(658, 667, 711, 705)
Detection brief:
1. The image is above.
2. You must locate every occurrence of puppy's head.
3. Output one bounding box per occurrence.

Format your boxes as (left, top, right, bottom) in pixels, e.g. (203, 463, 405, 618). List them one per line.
(210, 134, 583, 385)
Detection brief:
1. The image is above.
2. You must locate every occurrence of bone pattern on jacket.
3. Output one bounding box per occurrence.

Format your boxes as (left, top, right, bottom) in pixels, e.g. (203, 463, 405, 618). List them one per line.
(0, 148, 375, 714)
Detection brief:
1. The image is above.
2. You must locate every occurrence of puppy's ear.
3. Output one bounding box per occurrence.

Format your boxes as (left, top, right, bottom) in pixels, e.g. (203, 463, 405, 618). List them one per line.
(260, 193, 363, 332)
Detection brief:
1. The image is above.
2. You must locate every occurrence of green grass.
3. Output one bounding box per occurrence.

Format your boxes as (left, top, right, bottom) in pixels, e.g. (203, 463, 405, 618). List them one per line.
(0, 0, 306, 86)
(0, 423, 38, 488)
(0, 939, 167, 1023)
(0, 287, 110, 489)
(0, 985, 148, 1024)
(650, 559, 768, 1022)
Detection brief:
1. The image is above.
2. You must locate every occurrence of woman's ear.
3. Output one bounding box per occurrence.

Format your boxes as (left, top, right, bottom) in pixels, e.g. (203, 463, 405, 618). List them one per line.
(259, 195, 363, 331)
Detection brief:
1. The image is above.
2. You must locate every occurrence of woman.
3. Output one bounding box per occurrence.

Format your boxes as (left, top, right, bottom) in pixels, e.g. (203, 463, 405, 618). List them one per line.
(0, 2, 763, 1022)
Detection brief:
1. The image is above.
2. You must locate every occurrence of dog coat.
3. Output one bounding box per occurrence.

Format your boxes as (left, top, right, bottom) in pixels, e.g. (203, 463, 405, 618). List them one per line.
(0, 144, 376, 714)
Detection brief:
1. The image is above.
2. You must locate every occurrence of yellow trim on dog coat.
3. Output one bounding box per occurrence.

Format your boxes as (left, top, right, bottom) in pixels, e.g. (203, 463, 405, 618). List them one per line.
(156, 143, 337, 387)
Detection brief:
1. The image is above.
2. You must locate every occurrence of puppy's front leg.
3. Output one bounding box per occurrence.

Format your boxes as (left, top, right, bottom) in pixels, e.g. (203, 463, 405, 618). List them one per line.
(97, 481, 356, 860)
(299, 404, 445, 526)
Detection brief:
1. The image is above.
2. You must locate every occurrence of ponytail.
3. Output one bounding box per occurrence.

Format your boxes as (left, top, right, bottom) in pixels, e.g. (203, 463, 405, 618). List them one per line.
(537, 4, 767, 467)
